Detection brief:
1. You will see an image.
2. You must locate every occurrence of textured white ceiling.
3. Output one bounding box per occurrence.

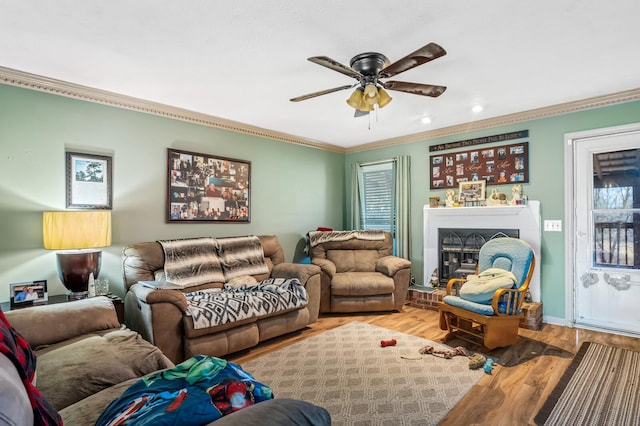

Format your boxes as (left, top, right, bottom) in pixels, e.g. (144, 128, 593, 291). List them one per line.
(1, 1, 639, 149)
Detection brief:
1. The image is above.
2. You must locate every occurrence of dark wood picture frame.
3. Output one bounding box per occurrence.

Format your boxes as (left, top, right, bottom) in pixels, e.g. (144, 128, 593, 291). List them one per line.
(66, 152, 113, 209)
(167, 148, 251, 223)
(430, 141, 529, 189)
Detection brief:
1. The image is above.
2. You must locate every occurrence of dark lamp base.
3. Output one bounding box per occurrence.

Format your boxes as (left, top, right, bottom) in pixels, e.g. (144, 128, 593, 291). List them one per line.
(56, 249, 102, 294)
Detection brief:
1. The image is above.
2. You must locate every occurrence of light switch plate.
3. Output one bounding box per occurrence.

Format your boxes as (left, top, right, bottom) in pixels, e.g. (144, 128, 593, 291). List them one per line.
(544, 220, 562, 232)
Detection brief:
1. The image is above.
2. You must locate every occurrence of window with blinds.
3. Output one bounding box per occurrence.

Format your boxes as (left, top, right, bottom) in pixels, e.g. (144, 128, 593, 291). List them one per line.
(360, 162, 395, 233)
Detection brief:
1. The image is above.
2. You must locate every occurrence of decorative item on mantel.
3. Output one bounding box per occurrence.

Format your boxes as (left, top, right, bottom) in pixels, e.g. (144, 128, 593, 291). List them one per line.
(509, 184, 524, 205)
(445, 189, 456, 207)
(429, 196, 440, 208)
(487, 188, 508, 206)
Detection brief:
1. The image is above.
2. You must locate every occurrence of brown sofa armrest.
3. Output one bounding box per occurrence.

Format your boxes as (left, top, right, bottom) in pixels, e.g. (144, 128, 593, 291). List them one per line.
(271, 263, 322, 324)
(128, 284, 188, 312)
(376, 255, 411, 276)
(4, 297, 120, 349)
(271, 263, 320, 284)
(311, 258, 336, 278)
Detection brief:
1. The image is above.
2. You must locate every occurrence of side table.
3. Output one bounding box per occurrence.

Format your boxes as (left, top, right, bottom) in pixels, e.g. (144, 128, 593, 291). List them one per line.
(0, 293, 124, 324)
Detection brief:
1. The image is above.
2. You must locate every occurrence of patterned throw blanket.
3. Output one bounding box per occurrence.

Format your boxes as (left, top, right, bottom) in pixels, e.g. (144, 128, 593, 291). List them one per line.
(158, 238, 225, 287)
(308, 229, 386, 247)
(216, 235, 269, 281)
(185, 278, 307, 329)
(96, 356, 273, 426)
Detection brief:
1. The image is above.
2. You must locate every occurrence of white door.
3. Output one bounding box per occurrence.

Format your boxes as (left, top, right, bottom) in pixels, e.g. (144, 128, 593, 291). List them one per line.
(573, 127, 640, 335)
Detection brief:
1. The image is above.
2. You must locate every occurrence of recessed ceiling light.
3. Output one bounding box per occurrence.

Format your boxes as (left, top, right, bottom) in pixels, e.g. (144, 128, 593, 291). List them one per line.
(472, 104, 484, 113)
(421, 116, 432, 124)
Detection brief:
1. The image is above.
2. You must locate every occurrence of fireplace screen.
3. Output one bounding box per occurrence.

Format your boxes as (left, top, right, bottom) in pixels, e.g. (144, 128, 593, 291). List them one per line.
(437, 228, 519, 286)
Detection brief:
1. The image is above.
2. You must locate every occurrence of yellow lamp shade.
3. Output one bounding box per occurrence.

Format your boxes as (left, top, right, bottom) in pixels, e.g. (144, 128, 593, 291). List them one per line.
(377, 87, 392, 108)
(43, 211, 112, 250)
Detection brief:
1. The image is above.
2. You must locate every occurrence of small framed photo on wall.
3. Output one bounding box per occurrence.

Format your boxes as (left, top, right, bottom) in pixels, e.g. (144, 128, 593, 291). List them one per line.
(66, 152, 113, 209)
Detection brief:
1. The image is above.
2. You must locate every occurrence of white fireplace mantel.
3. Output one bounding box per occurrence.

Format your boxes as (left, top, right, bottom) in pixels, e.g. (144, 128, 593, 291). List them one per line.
(423, 201, 541, 301)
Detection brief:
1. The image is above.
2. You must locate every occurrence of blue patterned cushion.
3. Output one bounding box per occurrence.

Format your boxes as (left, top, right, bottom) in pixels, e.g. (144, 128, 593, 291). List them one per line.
(442, 295, 494, 315)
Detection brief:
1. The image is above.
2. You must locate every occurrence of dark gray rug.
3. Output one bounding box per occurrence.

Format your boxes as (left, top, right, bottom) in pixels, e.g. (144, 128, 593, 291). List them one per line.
(240, 321, 484, 425)
(535, 342, 640, 425)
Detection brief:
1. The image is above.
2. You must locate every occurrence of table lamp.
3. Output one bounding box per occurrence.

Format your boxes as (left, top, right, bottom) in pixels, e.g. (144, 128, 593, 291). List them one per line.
(43, 211, 112, 300)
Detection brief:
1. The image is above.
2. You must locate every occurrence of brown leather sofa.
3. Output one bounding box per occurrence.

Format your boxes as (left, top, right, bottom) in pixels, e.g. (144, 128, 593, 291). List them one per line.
(2, 297, 173, 425)
(122, 235, 321, 364)
(1, 297, 331, 425)
(309, 231, 412, 313)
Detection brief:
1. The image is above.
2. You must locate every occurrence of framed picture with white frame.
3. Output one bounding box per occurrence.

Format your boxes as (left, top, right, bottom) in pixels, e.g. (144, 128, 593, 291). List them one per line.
(458, 180, 486, 201)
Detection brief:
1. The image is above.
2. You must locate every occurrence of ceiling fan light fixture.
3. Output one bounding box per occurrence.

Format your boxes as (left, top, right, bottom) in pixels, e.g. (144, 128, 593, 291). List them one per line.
(346, 88, 364, 109)
(377, 87, 392, 108)
(363, 83, 379, 106)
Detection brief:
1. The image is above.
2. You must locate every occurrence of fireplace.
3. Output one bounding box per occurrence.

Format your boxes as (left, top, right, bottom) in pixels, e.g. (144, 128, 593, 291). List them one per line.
(423, 201, 541, 301)
(438, 228, 520, 286)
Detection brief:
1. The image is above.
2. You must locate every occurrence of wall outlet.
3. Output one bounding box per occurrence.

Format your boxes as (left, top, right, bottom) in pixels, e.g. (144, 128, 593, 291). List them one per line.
(544, 220, 562, 232)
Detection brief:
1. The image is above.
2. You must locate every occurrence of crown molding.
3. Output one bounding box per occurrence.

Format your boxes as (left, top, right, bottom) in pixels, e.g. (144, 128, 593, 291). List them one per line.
(0, 66, 346, 154)
(2, 66, 638, 155)
(345, 88, 640, 153)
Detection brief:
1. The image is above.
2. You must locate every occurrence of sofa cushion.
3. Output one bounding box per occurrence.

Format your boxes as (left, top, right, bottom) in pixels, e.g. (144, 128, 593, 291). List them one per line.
(442, 295, 495, 315)
(331, 272, 395, 296)
(5, 296, 120, 348)
(226, 275, 258, 288)
(327, 249, 379, 273)
(36, 328, 173, 411)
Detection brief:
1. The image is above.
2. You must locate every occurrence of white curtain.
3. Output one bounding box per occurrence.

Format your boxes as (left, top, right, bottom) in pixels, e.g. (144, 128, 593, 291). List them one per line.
(395, 156, 411, 259)
(349, 163, 362, 230)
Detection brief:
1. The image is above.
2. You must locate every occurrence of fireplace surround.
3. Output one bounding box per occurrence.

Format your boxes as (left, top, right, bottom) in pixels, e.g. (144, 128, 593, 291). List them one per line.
(423, 201, 541, 301)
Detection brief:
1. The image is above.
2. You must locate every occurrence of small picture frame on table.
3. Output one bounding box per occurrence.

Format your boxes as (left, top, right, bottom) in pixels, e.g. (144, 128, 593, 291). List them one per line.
(10, 280, 48, 309)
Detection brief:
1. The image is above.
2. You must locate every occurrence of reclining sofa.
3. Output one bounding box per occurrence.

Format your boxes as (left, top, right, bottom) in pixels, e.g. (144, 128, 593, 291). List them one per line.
(122, 235, 321, 364)
(308, 230, 412, 313)
(1, 297, 331, 425)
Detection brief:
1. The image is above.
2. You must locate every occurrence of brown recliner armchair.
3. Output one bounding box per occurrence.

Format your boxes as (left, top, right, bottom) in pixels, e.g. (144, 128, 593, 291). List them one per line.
(309, 231, 411, 313)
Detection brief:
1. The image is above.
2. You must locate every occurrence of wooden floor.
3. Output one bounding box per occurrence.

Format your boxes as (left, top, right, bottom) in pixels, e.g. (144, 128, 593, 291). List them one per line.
(227, 304, 640, 426)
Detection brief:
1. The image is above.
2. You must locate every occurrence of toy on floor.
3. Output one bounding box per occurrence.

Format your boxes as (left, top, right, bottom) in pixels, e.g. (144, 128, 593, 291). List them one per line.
(468, 353, 486, 370)
(418, 345, 467, 359)
(380, 339, 397, 347)
(483, 358, 495, 374)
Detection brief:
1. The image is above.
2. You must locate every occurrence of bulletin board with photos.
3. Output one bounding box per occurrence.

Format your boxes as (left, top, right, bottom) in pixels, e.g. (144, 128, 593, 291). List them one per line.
(429, 141, 529, 189)
(167, 148, 251, 222)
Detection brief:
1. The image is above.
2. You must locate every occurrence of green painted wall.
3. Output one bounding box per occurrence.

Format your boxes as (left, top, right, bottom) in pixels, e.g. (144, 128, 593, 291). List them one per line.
(0, 84, 345, 302)
(345, 100, 640, 321)
(2, 81, 638, 319)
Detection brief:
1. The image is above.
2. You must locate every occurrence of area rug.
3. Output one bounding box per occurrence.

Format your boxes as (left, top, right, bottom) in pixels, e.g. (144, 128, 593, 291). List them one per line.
(240, 321, 484, 425)
(535, 342, 640, 425)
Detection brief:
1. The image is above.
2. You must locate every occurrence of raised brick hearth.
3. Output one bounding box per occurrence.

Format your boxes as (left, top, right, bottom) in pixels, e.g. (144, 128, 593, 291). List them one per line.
(407, 286, 445, 311)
